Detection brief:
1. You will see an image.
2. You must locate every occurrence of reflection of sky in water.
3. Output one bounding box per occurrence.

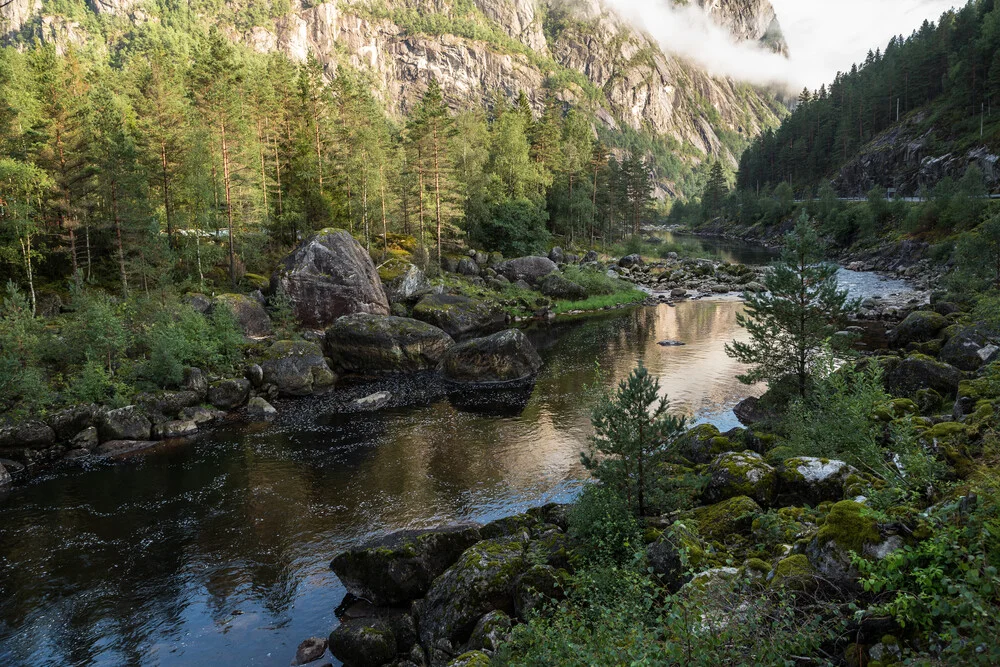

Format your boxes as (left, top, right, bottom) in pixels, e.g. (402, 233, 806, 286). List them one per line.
(0, 260, 905, 666)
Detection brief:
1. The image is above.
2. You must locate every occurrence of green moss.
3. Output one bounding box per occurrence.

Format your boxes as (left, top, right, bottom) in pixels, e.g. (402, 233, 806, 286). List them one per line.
(742, 557, 771, 575)
(923, 421, 969, 440)
(872, 398, 920, 422)
(769, 554, 816, 591)
(693, 496, 762, 542)
(816, 501, 879, 554)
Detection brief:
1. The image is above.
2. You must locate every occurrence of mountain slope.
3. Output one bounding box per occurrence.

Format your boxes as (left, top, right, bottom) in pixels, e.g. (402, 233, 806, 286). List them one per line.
(2, 0, 788, 196)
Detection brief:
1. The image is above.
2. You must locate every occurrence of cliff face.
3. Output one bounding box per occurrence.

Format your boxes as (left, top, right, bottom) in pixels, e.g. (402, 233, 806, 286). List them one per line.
(3, 0, 788, 190)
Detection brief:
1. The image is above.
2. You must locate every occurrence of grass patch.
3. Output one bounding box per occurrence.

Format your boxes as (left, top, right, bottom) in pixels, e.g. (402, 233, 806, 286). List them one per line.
(552, 289, 647, 314)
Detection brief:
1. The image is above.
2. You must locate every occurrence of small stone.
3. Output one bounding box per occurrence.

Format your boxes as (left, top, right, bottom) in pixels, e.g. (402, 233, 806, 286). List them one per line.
(350, 392, 391, 411)
(247, 397, 277, 420)
(291, 637, 327, 665)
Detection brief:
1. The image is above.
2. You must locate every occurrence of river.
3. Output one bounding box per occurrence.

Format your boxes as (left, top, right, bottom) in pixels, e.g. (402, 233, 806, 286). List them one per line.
(0, 238, 919, 667)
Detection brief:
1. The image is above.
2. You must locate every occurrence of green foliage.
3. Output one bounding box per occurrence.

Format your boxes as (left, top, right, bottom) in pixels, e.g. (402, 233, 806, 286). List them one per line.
(65, 358, 117, 405)
(582, 363, 687, 516)
(468, 197, 549, 257)
(550, 289, 647, 315)
(560, 264, 629, 296)
(139, 303, 244, 388)
(951, 213, 1000, 293)
(0, 282, 51, 414)
(567, 484, 643, 565)
(726, 216, 854, 397)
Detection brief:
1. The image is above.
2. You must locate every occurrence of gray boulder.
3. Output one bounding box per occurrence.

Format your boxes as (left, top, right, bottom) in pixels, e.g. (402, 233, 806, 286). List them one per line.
(47, 405, 98, 441)
(260, 340, 336, 397)
(328, 607, 415, 667)
(884, 354, 965, 398)
(151, 420, 198, 439)
(538, 274, 587, 301)
(619, 254, 644, 269)
(439, 329, 543, 384)
(325, 313, 455, 374)
(330, 524, 483, 606)
(271, 228, 390, 328)
(379, 259, 429, 304)
(211, 293, 273, 338)
(887, 310, 948, 348)
(467, 610, 512, 653)
(98, 407, 152, 442)
(496, 256, 557, 285)
(777, 457, 860, 506)
(582, 250, 599, 263)
(291, 637, 327, 666)
(457, 257, 480, 277)
(71, 427, 99, 450)
(548, 247, 565, 264)
(412, 294, 506, 338)
(805, 500, 899, 591)
(0, 421, 56, 450)
(940, 326, 995, 371)
(418, 538, 528, 647)
(184, 367, 209, 399)
(207, 378, 251, 410)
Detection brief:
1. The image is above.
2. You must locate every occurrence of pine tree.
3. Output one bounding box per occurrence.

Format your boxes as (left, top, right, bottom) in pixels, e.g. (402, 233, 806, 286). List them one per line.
(702, 161, 728, 220)
(582, 363, 687, 517)
(726, 215, 854, 397)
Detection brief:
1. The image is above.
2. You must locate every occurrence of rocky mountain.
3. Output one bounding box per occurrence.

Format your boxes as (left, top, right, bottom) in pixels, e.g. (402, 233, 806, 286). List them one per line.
(2, 0, 788, 194)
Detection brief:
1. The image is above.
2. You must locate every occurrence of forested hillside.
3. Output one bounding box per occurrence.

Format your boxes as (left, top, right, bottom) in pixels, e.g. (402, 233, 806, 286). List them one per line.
(736, 0, 1000, 197)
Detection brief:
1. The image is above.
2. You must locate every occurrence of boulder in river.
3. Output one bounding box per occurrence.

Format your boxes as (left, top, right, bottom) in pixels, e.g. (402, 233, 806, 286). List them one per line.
(151, 420, 198, 440)
(210, 294, 272, 338)
(325, 313, 455, 374)
(887, 310, 948, 348)
(328, 606, 415, 667)
(0, 462, 10, 488)
(271, 228, 390, 328)
(291, 637, 327, 666)
(496, 256, 557, 285)
(0, 421, 56, 451)
(412, 294, 506, 339)
(98, 407, 152, 442)
(207, 378, 251, 410)
(260, 340, 336, 397)
(247, 397, 277, 420)
(439, 329, 543, 385)
(330, 524, 483, 606)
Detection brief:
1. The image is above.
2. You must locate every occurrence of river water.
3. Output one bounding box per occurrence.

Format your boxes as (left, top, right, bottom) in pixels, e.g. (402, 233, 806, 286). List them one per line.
(0, 238, 919, 667)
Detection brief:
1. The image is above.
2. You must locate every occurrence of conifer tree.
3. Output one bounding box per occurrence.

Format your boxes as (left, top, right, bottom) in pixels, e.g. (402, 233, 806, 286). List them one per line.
(726, 215, 854, 397)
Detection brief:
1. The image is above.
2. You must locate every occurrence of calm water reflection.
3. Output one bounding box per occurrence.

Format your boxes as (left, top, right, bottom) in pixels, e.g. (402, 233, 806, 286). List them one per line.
(0, 300, 759, 667)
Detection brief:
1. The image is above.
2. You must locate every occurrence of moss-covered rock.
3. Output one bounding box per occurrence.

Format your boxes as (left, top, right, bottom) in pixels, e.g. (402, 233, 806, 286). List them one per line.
(805, 500, 895, 590)
(888, 310, 948, 348)
(467, 609, 512, 652)
(539, 273, 587, 301)
(776, 457, 860, 506)
(768, 554, 816, 591)
(327, 606, 415, 667)
(324, 313, 455, 375)
(918, 421, 976, 478)
(914, 388, 943, 414)
(330, 524, 483, 606)
(884, 353, 965, 399)
(412, 293, 506, 338)
(513, 563, 567, 619)
(692, 496, 762, 542)
(872, 398, 920, 422)
(418, 538, 528, 647)
(647, 521, 708, 592)
(260, 340, 336, 396)
(703, 451, 777, 507)
(939, 324, 995, 371)
(211, 293, 273, 338)
(672, 423, 732, 464)
(378, 258, 429, 304)
(447, 651, 491, 667)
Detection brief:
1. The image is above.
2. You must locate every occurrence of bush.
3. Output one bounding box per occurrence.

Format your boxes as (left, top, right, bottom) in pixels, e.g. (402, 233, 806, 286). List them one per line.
(65, 358, 116, 405)
(139, 302, 244, 388)
(568, 484, 642, 565)
(0, 283, 51, 416)
(560, 264, 629, 296)
(469, 197, 550, 257)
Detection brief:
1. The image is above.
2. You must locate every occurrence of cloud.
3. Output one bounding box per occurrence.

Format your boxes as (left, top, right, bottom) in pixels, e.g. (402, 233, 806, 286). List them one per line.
(602, 0, 959, 93)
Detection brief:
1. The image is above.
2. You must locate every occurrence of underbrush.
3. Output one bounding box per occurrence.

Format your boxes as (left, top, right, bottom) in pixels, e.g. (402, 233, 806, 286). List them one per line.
(551, 289, 646, 314)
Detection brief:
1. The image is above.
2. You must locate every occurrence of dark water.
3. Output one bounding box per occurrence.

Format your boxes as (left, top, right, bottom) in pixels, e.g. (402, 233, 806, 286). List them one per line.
(0, 236, 916, 666)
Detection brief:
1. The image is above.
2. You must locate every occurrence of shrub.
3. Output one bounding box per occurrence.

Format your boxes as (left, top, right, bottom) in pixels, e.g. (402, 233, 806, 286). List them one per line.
(139, 302, 244, 388)
(567, 484, 642, 565)
(560, 264, 628, 296)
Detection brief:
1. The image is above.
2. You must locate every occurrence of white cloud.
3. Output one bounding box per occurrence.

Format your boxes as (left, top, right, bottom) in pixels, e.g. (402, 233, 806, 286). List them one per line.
(602, 0, 959, 93)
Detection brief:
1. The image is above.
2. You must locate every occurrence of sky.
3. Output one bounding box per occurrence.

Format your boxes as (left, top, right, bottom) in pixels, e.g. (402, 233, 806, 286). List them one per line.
(604, 0, 959, 93)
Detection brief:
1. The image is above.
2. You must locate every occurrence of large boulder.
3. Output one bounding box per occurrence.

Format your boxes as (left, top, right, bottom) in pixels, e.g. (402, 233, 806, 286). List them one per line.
(207, 378, 251, 410)
(328, 606, 416, 667)
(412, 294, 506, 338)
(439, 329, 543, 384)
(260, 340, 336, 396)
(98, 407, 152, 442)
(0, 421, 56, 451)
(496, 256, 557, 285)
(417, 538, 528, 647)
(884, 354, 965, 398)
(702, 450, 777, 506)
(691, 496, 762, 542)
(672, 423, 731, 465)
(647, 522, 707, 593)
(939, 325, 996, 372)
(776, 457, 860, 506)
(0, 461, 9, 487)
(887, 310, 948, 348)
(618, 254, 644, 269)
(538, 274, 587, 301)
(211, 293, 272, 338)
(331, 524, 483, 606)
(548, 247, 565, 264)
(378, 259, 429, 304)
(271, 228, 389, 328)
(47, 405, 98, 441)
(325, 314, 455, 374)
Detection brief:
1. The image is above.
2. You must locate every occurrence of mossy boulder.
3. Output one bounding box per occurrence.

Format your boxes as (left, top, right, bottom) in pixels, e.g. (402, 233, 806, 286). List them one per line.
(884, 354, 965, 399)
(939, 325, 995, 371)
(439, 329, 543, 385)
(776, 457, 860, 506)
(0, 420, 57, 451)
(447, 651, 491, 667)
(271, 228, 390, 328)
(259, 340, 336, 396)
(692, 496, 762, 542)
(207, 378, 251, 410)
(647, 521, 708, 592)
(872, 398, 920, 422)
(768, 554, 817, 592)
(703, 451, 777, 507)
(325, 313, 455, 375)
(417, 539, 528, 647)
(330, 524, 483, 606)
(538, 273, 587, 301)
(917, 421, 975, 478)
(805, 500, 898, 590)
(513, 563, 567, 619)
(496, 256, 557, 285)
(378, 259, 429, 304)
(467, 609, 512, 652)
(211, 293, 273, 338)
(887, 310, 948, 348)
(98, 406, 152, 442)
(672, 423, 731, 464)
(328, 608, 415, 667)
(412, 293, 506, 338)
